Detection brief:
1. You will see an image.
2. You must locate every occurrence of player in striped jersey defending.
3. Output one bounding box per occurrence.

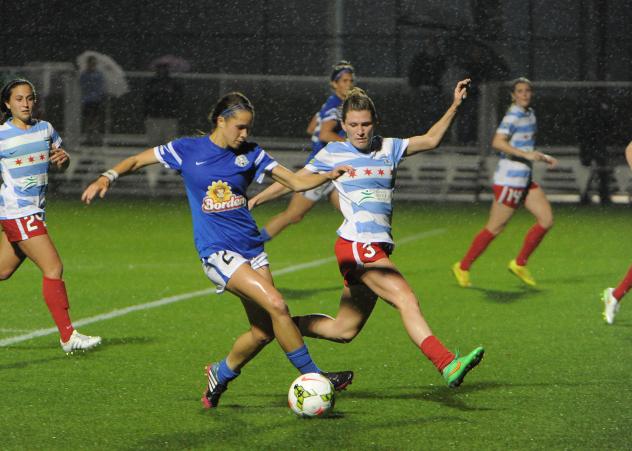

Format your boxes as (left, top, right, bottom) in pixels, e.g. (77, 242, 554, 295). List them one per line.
(452, 78, 557, 288)
(0, 79, 101, 353)
(251, 81, 484, 388)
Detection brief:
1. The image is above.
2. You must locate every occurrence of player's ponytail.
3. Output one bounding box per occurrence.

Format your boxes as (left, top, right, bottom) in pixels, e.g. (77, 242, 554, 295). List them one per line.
(0, 78, 37, 124)
(342, 87, 378, 124)
(208, 92, 255, 129)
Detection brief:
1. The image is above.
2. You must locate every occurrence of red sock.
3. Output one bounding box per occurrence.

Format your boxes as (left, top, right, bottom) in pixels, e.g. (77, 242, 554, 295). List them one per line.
(43, 277, 74, 342)
(516, 223, 549, 266)
(460, 228, 495, 270)
(420, 336, 455, 372)
(613, 265, 632, 301)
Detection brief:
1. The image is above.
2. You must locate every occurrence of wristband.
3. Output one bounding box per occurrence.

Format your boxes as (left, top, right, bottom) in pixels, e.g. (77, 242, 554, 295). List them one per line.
(101, 169, 119, 184)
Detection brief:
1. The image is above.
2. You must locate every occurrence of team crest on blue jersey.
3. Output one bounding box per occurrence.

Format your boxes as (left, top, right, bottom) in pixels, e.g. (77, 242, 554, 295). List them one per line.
(235, 155, 249, 167)
(202, 180, 246, 213)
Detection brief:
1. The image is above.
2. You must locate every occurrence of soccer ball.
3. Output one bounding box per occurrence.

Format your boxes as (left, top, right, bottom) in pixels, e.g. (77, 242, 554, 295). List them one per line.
(288, 373, 335, 418)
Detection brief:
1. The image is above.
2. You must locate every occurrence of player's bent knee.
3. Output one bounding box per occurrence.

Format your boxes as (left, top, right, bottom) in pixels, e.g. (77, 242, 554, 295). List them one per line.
(266, 294, 290, 317)
(336, 327, 361, 343)
(251, 327, 275, 346)
(488, 223, 506, 235)
(286, 213, 306, 225)
(395, 293, 421, 313)
(42, 263, 64, 279)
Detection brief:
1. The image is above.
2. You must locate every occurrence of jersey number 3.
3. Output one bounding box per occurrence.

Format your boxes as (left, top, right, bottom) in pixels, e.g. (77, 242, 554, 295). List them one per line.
(362, 243, 376, 258)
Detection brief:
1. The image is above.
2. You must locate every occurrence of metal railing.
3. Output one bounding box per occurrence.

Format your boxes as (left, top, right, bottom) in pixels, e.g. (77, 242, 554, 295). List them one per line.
(2, 64, 631, 203)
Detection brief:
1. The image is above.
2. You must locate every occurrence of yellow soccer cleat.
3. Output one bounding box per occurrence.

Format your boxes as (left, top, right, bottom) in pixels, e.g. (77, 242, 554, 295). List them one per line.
(508, 259, 536, 286)
(452, 262, 472, 287)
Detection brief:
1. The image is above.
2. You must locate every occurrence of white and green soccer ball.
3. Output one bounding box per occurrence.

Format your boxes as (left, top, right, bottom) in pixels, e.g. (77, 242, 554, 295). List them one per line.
(288, 373, 336, 418)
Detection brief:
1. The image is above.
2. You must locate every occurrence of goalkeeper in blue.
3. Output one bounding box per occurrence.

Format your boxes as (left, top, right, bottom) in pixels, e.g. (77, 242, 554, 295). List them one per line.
(81, 92, 353, 408)
(250, 80, 484, 388)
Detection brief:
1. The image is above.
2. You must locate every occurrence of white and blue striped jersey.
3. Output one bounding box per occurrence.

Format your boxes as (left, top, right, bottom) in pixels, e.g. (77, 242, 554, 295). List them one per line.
(0, 120, 60, 220)
(154, 136, 278, 259)
(307, 94, 345, 163)
(305, 137, 408, 244)
(493, 104, 537, 188)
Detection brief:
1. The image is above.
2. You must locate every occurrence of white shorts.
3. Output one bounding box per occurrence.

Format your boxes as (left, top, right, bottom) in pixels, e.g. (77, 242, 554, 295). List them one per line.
(301, 181, 335, 202)
(202, 250, 269, 294)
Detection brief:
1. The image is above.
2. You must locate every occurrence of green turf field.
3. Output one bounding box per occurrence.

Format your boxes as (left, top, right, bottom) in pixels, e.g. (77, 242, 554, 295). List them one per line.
(1, 198, 631, 450)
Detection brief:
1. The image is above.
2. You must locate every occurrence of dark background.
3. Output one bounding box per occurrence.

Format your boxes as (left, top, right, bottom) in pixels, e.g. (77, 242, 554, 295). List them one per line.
(1, 0, 630, 79)
(1, 0, 631, 145)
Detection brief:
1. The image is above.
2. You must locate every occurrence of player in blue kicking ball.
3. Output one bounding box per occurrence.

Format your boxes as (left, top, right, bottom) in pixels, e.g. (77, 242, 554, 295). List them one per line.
(251, 81, 484, 388)
(81, 92, 353, 407)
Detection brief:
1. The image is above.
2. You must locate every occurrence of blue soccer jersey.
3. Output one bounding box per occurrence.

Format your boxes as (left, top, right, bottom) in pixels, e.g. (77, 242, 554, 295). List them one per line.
(0, 119, 61, 220)
(307, 94, 345, 163)
(154, 136, 278, 259)
(305, 137, 408, 244)
(493, 104, 537, 188)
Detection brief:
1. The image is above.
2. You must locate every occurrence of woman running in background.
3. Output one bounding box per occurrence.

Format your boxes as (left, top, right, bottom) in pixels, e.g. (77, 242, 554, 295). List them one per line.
(452, 77, 557, 288)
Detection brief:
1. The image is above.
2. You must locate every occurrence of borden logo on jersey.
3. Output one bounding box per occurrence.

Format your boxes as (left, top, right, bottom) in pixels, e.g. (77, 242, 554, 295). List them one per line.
(202, 180, 246, 213)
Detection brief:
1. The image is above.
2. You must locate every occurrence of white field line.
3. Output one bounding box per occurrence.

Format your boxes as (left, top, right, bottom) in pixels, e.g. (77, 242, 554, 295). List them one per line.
(0, 228, 445, 347)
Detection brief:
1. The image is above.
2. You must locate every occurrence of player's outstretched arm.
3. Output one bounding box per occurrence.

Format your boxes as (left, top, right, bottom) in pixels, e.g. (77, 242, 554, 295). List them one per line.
(625, 140, 632, 170)
(405, 78, 470, 155)
(81, 148, 159, 205)
(268, 164, 349, 194)
(248, 168, 312, 210)
(491, 134, 557, 168)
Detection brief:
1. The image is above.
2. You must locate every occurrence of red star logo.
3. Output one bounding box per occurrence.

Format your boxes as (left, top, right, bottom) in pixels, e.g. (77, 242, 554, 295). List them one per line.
(15, 159, 22, 166)
(348, 169, 357, 178)
(28, 156, 35, 163)
(364, 168, 373, 176)
(377, 169, 385, 176)
(39, 154, 46, 160)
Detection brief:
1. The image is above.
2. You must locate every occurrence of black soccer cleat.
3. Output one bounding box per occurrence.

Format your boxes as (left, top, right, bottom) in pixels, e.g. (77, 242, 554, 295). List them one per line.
(321, 370, 354, 391)
(201, 363, 228, 409)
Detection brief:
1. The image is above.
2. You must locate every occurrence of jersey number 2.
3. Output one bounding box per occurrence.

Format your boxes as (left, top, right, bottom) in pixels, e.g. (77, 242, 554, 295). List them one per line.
(25, 215, 40, 232)
(220, 251, 234, 265)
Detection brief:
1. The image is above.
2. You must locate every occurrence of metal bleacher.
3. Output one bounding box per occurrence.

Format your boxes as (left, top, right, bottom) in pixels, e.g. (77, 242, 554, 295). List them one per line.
(48, 137, 632, 204)
(2, 64, 629, 204)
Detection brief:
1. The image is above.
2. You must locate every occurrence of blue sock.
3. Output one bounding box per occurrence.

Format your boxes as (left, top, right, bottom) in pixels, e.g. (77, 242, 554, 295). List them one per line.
(217, 358, 240, 385)
(259, 227, 271, 242)
(286, 344, 321, 374)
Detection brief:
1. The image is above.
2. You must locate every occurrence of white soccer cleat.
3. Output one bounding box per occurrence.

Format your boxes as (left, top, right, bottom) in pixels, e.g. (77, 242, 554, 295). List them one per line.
(60, 330, 102, 353)
(602, 288, 620, 325)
